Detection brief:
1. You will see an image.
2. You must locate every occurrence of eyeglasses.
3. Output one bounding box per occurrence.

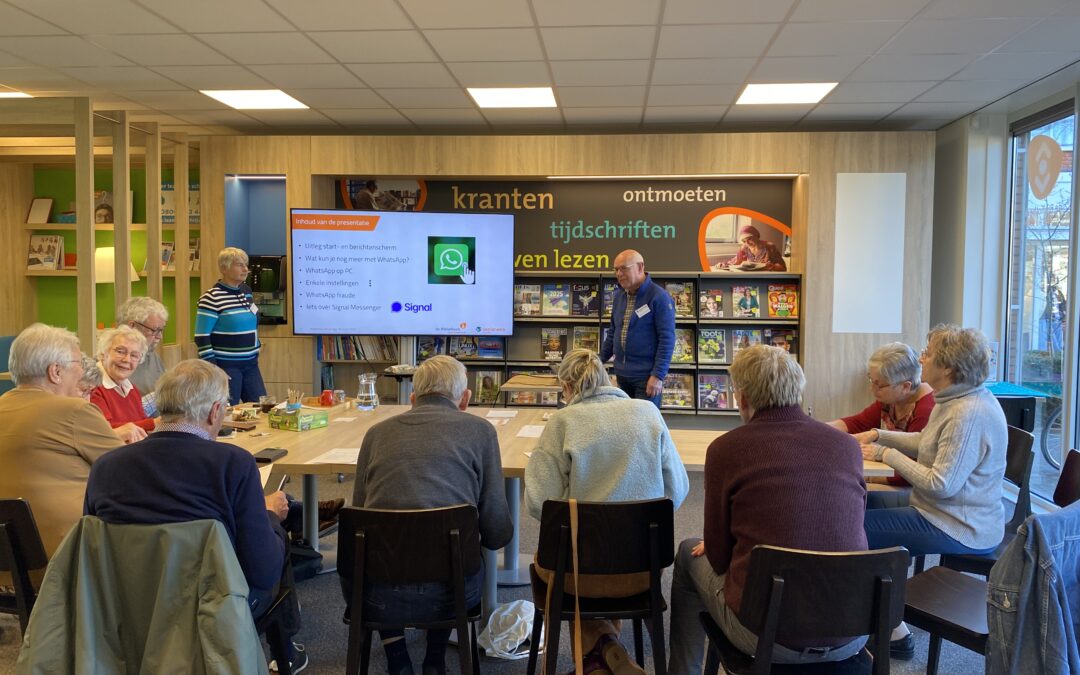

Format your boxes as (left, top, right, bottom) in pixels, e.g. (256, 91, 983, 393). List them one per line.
(110, 346, 144, 362)
(867, 377, 895, 390)
(612, 263, 638, 273)
(131, 320, 164, 337)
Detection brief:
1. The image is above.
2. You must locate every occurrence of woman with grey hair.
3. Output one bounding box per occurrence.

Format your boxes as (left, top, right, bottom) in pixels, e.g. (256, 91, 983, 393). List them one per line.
(524, 348, 689, 672)
(77, 354, 102, 399)
(829, 342, 935, 504)
(89, 325, 154, 440)
(858, 325, 1007, 658)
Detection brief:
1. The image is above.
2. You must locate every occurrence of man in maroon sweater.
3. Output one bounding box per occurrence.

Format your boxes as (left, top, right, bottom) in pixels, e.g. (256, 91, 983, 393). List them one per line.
(668, 345, 869, 673)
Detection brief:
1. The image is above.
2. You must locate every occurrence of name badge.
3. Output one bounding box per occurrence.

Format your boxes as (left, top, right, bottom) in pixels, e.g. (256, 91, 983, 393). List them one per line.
(635, 305, 650, 318)
(250, 304, 259, 315)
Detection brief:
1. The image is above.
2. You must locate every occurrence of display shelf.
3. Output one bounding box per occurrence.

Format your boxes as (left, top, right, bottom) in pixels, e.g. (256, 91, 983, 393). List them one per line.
(512, 316, 600, 323)
(22, 222, 149, 231)
(26, 269, 77, 277)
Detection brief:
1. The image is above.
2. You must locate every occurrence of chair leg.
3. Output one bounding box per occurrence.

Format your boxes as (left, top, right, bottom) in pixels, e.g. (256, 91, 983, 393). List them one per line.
(345, 621, 362, 675)
(472, 621, 481, 675)
(527, 606, 543, 675)
(545, 616, 562, 675)
(927, 634, 942, 675)
(359, 627, 373, 675)
(457, 619, 473, 675)
(913, 555, 926, 574)
(703, 639, 720, 675)
(632, 618, 644, 666)
(649, 612, 667, 675)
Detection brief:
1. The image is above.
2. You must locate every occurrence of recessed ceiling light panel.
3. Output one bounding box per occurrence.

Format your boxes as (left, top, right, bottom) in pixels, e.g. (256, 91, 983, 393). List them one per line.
(736, 83, 837, 105)
(0, 90, 31, 98)
(200, 89, 308, 110)
(467, 87, 556, 108)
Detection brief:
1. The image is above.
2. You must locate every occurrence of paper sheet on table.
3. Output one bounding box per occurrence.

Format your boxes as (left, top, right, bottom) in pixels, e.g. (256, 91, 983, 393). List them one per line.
(333, 417, 357, 423)
(308, 447, 362, 464)
(485, 410, 519, 418)
(487, 418, 510, 427)
(516, 425, 545, 438)
(259, 464, 273, 488)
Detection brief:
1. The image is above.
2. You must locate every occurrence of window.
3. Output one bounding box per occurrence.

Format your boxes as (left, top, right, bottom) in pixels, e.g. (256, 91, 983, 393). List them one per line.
(1005, 105, 1074, 497)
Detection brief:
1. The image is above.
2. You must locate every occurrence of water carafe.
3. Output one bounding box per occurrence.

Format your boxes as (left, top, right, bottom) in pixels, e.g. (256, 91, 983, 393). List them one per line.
(356, 373, 379, 411)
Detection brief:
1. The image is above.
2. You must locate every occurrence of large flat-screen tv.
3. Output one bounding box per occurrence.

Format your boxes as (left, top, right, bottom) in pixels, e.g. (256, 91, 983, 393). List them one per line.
(290, 208, 514, 336)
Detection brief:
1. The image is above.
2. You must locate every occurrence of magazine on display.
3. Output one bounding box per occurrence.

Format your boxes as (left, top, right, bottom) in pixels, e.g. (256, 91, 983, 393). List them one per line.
(449, 336, 479, 359)
(417, 336, 446, 360)
(672, 328, 695, 363)
(514, 284, 541, 316)
(541, 283, 570, 316)
(767, 284, 799, 318)
(764, 328, 799, 357)
(665, 281, 695, 318)
(477, 337, 505, 359)
(732, 329, 762, 357)
(26, 234, 63, 270)
(697, 328, 727, 363)
(541, 327, 568, 361)
(698, 373, 730, 410)
(572, 326, 600, 352)
(698, 288, 724, 318)
(661, 372, 694, 409)
(571, 283, 600, 317)
(474, 370, 502, 404)
(732, 285, 761, 318)
(602, 281, 617, 317)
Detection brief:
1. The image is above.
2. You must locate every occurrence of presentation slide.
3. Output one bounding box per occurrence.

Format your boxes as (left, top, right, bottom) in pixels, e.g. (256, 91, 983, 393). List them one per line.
(290, 208, 514, 336)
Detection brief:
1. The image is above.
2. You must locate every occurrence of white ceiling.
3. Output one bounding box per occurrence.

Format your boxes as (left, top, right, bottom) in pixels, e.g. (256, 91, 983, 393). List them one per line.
(0, 0, 1078, 135)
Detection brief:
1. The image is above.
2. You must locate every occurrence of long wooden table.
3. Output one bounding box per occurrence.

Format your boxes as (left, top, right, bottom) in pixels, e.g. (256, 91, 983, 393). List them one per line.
(225, 402, 893, 616)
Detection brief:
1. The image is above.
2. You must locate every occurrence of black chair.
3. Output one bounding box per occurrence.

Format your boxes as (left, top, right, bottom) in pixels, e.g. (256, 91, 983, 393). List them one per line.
(699, 545, 910, 675)
(525, 499, 674, 675)
(1054, 448, 1080, 507)
(0, 498, 48, 633)
(904, 564, 990, 675)
(995, 396, 1037, 433)
(256, 536, 300, 675)
(939, 426, 1035, 577)
(338, 505, 482, 675)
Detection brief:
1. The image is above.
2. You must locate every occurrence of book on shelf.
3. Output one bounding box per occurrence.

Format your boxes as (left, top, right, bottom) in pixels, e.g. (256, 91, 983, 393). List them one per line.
(570, 282, 600, 317)
(602, 281, 617, 317)
(26, 234, 63, 270)
(765, 328, 799, 357)
(732, 285, 761, 318)
(572, 326, 600, 352)
(474, 370, 502, 404)
(697, 328, 727, 363)
(732, 329, 762, 357)
(513, 284, 541, 316)
(698, 288, 724, 318)
(698, 373, 731, 410)
(477, 337, 505, 359)
(541, 283, 570, 316)
(449, 336, 479, 359)
(188, 236, 201, 271)
(672, 327, 695, 363)
(26, 198, 53, 224)
(661, 372, 694, 409)
(143, 241, 175, 273)
(93, 190, 114, 225)
(507, 369, 558, 406)
(664, 281, 695, 318)
(318, 335, 399, 362)
(541, 327, 568, 361)
(767, 284, 799, 318)
(417, 336, 447, 360)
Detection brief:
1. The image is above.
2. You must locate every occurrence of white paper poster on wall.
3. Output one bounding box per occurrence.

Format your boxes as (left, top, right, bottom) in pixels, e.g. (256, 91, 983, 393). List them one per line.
(832, 173, 906, 333)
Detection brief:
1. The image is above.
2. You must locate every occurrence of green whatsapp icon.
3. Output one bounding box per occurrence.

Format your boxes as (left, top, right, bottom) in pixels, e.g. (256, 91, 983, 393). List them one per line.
(434, 243, 468, 276)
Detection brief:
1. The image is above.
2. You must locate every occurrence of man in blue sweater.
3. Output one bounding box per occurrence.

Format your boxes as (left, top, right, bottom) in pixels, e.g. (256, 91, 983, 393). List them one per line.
(85, 359, 306, 672)
(600, 249, 676, 408)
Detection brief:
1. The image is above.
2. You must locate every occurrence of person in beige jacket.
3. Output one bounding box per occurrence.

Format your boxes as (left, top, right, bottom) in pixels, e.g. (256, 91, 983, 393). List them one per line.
(0, 323, 121, 559)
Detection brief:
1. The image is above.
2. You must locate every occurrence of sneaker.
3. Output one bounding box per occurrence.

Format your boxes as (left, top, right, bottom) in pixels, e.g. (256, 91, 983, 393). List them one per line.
(597, 635, 645, 675)
(269, 642, 309, 674)
(888, 634, 915, 661)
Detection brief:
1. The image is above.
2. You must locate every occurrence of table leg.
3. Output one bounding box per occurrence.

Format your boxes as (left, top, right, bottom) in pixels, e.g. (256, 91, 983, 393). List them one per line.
(302, 473, 319, 551)
(497, 476, 531, 586)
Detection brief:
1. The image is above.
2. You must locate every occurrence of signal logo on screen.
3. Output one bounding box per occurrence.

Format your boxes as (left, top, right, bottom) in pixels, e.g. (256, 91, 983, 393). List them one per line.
(428, 236, 476, 285)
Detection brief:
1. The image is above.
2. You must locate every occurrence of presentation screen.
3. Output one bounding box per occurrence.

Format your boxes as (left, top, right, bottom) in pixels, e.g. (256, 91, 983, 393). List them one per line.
(290, 208, 514, 336)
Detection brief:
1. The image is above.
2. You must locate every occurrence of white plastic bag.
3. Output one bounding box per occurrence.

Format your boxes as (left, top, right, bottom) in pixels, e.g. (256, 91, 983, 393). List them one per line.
(477, 599, 543, 660)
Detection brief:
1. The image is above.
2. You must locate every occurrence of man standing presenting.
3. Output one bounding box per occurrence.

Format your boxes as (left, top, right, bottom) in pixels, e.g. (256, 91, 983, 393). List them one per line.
(600, 249, 676, 408)
(116, 296, 168, 396)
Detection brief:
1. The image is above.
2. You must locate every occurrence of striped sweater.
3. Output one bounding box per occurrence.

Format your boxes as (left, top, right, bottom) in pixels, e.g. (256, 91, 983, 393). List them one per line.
(195, 282, 261, 362)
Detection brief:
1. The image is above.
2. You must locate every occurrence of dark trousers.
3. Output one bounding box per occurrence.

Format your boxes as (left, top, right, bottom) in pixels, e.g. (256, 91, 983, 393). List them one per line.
(616, 376, 662, 409)
(221, 357, 268, 405)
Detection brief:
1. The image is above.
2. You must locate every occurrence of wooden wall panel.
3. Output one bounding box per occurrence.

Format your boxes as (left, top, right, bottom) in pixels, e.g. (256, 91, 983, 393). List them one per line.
(0, 164, 36, 334)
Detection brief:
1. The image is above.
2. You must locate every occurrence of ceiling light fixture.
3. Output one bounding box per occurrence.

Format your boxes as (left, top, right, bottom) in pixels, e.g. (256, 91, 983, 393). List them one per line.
(0, 90, 32, 98)
(467, 87, 556, 108)
(736, 83, 837, 105)
(200, 89, 307, 110)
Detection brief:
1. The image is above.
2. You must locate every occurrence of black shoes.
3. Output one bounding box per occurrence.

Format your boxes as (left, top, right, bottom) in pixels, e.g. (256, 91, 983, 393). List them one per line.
(889, 634, 915, 661)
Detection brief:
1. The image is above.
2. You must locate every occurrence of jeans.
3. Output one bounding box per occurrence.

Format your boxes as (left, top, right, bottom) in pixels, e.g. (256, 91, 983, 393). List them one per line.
(362, 571, 482, 625)
(616, 376, 661, 409)
(863, 506, 998, 557)
(668, 540, 867, 675)
(220, 357, 267, 405)
(865, 485, 912, 510)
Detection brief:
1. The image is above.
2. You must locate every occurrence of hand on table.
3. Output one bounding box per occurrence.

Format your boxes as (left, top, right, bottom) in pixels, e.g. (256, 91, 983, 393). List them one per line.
(861, 443, 885, 462)
(115, 422, 147, 444)
(265, 491, 289, 521)
(646, 375, 663, 398)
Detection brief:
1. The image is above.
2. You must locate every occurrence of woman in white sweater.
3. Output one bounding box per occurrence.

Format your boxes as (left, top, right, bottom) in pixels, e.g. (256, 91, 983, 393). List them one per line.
(524, 348, 689, 674)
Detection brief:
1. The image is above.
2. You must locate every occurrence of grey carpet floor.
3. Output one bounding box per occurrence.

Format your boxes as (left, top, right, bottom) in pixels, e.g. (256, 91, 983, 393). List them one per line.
(0, 471, 987, 674)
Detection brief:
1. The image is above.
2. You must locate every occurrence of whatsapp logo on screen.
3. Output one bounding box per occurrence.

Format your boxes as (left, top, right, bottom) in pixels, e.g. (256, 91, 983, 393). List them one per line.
(428, 237, 475, 285)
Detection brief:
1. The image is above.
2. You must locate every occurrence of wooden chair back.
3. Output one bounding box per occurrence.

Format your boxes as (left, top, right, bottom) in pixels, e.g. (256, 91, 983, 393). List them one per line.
(0, 498, 48, 632)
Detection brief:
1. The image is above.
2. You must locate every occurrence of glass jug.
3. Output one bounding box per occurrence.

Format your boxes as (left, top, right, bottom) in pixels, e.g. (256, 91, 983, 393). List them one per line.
(356, 373, 379, 411)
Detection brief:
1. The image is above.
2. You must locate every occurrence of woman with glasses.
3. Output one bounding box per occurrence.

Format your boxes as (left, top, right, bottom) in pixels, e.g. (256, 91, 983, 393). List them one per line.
(89, 326, 155, 440)
(116, 296, 168, 397)
(828, 342, 935, 507)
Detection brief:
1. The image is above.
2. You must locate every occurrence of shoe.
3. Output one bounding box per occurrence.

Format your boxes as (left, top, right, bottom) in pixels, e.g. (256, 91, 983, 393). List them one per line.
(561, 650, 611, 675)
(318, 498, 345, 522)
(269, 642, 309, 673)
(597, 634, 645, 675)
(888, 634, 915, 661)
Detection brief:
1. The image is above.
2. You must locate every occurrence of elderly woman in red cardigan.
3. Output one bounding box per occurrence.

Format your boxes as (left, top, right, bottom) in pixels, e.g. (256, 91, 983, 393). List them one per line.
(90, 325, 154, 443)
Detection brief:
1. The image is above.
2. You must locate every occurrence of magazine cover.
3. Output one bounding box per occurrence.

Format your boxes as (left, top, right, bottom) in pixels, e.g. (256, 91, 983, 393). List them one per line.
(765, 329, 799, 357)
(541, 283, 570, 316)
(602, 281, 617, 317)
(665, 281, 695, 317)
(26, 234, 62, 270)
(572, 326, 600, 352)
(732, 329, 762, 356)
(661, 372, 694, 409)
(449, 336, 479, 359)
(698, 373, 730, 410)
(541, 327, 568, 361)
(732, 285, 760, 318)
(477, 337, 505, 359)
(571, 283, 600, 316)
(767, 284, 799, 318)
(514, 284, 541, 316)
(474, 370, 502, 404)
(507, 370, 538, 405)
(697, 328, 727, 363)
(672, 328, 695, 363)
(698, 288, 724, 318)
(417, 336, 446, 360)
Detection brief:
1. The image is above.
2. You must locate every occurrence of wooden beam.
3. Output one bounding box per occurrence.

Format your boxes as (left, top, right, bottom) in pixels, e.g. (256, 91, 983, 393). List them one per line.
(112, 110, 132, 310)
(173, 133, 191, 354)
(74, 98, 96, 352)
(144, 122, 163, 300)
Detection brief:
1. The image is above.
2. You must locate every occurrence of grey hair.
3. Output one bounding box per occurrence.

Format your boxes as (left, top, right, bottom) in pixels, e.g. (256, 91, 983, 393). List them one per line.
(557, 349, 609, 401)
(728, 344, 805, 410)
(157, 359, 229, 424)
(96, 325, 147, 365)
(868, 342, 921, 387)
(8, 323, 81, 385)
(78, 354, 102, 392)
(926, 324, 991, 387)
(413, 354, 467, 402)
(217, 247, 249, 274)
(116, 296, 169, 324)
